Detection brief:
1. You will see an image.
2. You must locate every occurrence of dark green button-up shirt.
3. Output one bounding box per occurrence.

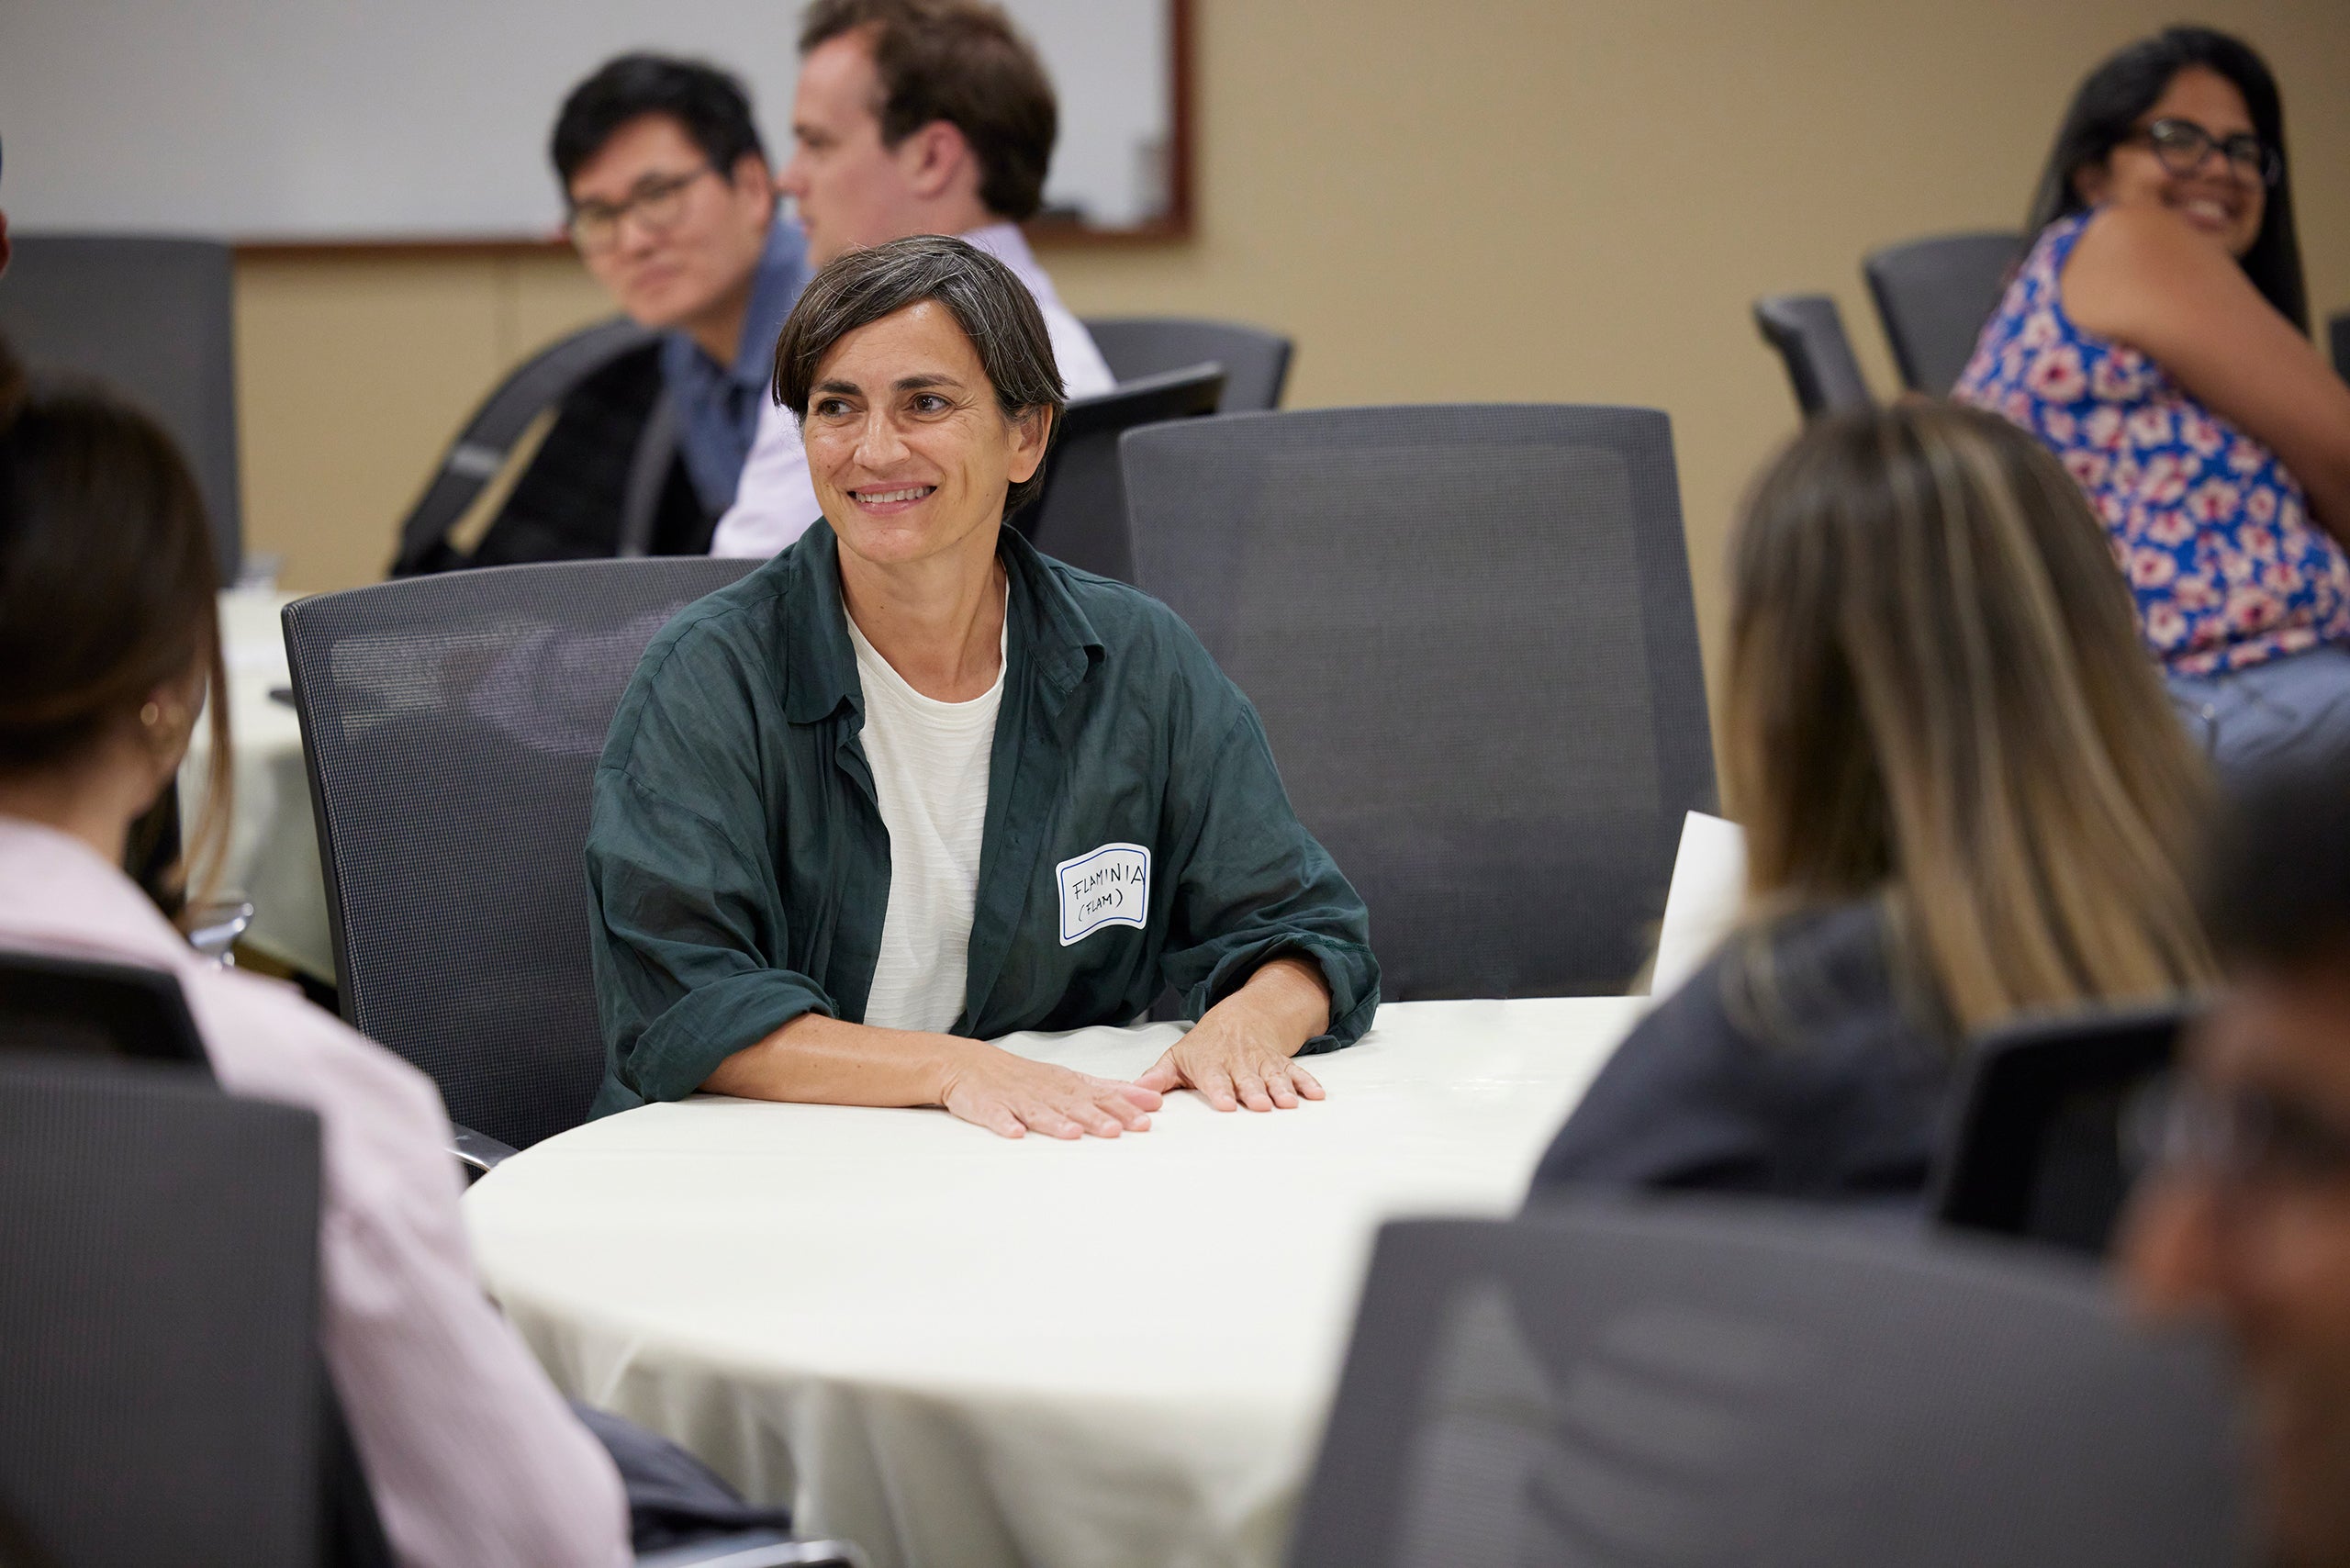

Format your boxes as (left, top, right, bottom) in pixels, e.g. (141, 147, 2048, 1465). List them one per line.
(586, 521, 1379, 1114)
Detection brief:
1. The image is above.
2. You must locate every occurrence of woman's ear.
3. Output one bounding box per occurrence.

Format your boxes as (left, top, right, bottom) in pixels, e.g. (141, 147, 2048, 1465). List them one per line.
(140, 669, 203, 769)
(2072, 158, 2111, 207)
(1005, 406, 1053, 486)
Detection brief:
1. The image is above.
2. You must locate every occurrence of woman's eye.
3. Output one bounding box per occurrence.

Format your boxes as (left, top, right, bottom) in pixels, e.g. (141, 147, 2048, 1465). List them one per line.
(814, 398, 852, 418)
(912, 394, 949, 414)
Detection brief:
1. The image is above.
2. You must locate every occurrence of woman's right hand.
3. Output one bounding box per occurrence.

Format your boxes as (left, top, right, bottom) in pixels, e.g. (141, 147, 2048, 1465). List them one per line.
(937, 1043, 1161, 1139)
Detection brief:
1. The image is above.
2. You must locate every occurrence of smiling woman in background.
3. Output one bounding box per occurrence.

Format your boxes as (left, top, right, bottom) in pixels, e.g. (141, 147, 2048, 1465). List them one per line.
(1528, 406, 2215, 1204)
(587, 235, 1377, 1137)
(1956, 26, 2350, 775)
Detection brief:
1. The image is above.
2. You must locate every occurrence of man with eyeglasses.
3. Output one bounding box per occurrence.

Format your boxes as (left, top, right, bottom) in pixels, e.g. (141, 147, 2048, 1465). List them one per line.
(456, 55, 810, 568)
(2126, 756, 2350, 1568)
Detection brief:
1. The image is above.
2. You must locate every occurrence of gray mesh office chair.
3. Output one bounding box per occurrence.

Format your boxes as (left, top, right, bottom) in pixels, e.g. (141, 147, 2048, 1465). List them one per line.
(1752, 295, 1872, 419)
(390, 316, 660, 576)
(1863, 230, 2025, 395)
(1292, 1204, 2244, 1568)
(1013, 364, 1223, 581)
(0, 1058, 325, 1568)
(1123, 405, 1716, 997)
(285, 557, 757, 1158)
(1083, 317, 1294, 411)
(0, 1036, 861, 1568)
(2330, 310, 2348, 381)
(0, 234, 243, 582)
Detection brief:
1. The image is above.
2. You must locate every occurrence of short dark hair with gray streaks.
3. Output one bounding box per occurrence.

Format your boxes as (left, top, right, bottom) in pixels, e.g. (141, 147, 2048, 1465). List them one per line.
(772, 234, 1065, 517)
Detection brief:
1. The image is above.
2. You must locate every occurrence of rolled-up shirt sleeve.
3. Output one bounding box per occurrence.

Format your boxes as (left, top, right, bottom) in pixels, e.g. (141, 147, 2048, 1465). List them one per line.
(588, 766, 837, 1107)
(1158, 697, 1380, 1052)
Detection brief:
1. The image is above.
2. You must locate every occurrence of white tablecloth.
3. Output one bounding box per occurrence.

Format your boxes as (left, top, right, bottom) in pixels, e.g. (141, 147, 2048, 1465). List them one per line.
(182, 588, 336, 980)
(464, 996, 1640, 1568)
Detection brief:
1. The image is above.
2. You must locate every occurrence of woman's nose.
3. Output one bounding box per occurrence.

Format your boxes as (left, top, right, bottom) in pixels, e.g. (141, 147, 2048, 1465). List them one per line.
(855, 412, 910, 467)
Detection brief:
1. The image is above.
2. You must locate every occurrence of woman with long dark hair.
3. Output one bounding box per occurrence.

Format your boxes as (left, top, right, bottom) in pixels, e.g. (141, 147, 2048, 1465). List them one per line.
(1956, 26, 2350, 774)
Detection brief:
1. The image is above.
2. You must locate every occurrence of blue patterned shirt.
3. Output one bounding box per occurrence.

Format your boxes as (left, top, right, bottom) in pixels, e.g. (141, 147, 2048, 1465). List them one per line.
(1955, 212, 2350, 676)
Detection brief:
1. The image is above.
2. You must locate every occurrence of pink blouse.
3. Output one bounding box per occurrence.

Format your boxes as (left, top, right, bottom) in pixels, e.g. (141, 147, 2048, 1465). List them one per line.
(0, 817, 629, 1568)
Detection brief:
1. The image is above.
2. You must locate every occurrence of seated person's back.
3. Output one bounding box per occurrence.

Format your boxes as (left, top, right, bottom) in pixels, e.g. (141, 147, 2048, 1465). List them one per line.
(1531, 405, 2215, 1205)
(1955, 25, 2350, 775)
(0, 380, 631, 1567)
(590, 237, 1376, 1137)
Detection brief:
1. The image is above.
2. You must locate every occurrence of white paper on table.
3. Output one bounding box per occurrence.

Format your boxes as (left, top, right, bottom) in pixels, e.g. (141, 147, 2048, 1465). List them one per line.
(1650, 811, 1749, 1001)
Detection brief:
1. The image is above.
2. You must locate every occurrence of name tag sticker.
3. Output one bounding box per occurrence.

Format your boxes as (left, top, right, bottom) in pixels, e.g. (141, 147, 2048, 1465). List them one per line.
(1056, 842, 1150, 946)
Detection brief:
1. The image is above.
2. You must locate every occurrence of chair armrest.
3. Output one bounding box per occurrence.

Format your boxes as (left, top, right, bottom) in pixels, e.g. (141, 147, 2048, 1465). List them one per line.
(451, 1124, 518, 1182)
(635, 1533, 868, 1568)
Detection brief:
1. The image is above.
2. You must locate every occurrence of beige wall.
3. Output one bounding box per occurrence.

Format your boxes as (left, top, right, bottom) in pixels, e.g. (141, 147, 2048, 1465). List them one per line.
(235, 0, 2350, 703)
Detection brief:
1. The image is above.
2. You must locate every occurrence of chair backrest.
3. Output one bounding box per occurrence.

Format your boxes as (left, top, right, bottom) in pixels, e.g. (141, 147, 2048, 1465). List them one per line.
(389, 316, 659, 576)
(1083, 317, 1294, 411)
(1292, 1205, 2244, 1568)
(0, 1058, 323, 1568)
(1932, 1003, 2185, 1256)
(2330, 310, 2349, 381)
(285, 557, 758, 1148)
(1123, 405, 1716, 998)
(1752, 294, 1872, 419)
(1863, 230, 2026, 394)
(0, 233, 243, 584)
(0, 949, 211, 1067)
(1012, 364, 1223, 581)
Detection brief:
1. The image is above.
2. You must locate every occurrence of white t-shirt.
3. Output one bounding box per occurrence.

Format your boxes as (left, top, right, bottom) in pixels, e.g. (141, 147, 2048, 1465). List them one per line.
(709, 221, 1117, 559)
(845, 601, 1008, 1031)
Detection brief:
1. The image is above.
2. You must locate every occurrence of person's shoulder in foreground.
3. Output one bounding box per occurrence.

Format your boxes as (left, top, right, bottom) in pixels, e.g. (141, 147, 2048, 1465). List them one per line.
(1528, 900, 1956, 1204)
(0, 821, 632, 1568)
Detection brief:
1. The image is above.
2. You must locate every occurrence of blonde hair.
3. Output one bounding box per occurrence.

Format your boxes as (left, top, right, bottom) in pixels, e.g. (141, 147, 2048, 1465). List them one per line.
(1723, 403, 2214, 1036)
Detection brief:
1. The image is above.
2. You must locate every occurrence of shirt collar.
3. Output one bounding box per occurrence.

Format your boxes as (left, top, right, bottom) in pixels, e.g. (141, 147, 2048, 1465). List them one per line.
(959, 222, 1063, 311)
(0, 815, 201, 977)
(773, 521, 1104, 726)
(662, 218, 811, 393)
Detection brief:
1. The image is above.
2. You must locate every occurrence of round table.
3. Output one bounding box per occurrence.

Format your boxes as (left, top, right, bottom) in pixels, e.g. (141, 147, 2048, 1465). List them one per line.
(464, 996, 1640, 1568)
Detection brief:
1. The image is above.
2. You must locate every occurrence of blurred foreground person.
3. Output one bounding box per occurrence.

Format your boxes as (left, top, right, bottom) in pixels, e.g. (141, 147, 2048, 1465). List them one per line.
(2128, 759, 2350, 1568)
(0, 381, 632, 1566)
(1530, 405, 2214, 1203)
(1959, 26, 2350, 775)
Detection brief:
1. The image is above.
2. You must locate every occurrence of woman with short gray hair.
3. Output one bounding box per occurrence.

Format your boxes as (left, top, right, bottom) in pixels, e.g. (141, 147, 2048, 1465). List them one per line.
(588, 235, 1378, 1137)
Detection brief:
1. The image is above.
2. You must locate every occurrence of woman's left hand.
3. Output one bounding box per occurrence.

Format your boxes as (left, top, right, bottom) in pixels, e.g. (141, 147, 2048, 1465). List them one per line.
(1136, 957, 1332, 1112)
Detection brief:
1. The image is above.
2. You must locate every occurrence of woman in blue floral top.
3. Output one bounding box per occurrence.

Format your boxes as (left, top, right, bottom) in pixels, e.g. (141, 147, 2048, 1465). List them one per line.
(1957, 26, 2350, 774)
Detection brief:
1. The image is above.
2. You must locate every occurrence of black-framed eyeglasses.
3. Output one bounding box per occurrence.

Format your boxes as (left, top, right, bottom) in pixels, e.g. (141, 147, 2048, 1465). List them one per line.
(2127, 117, 2281, 188)
(566, 165, 720, 254)
(2126, 1071, 2350, 1190)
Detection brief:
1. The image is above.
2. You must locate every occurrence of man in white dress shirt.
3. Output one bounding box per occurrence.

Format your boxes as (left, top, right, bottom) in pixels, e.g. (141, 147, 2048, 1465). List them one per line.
(710, 0, 1114, 558)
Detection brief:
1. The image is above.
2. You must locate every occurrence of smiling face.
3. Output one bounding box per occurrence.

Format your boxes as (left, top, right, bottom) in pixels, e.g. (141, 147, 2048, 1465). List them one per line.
(802, 298, 1048, 574)
(2075, 65, 2266, 257)
(566, 113, 775, 333)
(2125, 966, 2350, 1567)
